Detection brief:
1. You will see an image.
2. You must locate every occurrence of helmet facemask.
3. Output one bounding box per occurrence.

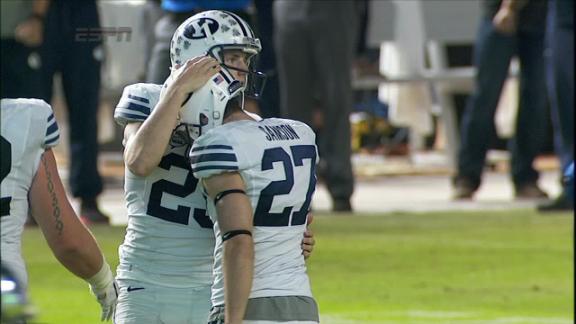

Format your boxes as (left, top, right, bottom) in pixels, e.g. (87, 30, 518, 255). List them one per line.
(207, 43, 267, 100)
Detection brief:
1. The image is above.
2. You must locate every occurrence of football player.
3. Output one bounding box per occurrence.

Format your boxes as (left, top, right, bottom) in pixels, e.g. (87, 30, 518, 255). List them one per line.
(0, 98, 117, 321)
(112, 10, 315, 324)
(179, 11, 319, 324)
(113, 70, 218, 324)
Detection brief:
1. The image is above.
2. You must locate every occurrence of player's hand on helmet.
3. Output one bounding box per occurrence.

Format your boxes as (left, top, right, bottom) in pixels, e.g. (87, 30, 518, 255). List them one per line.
(171, 56, 221, 94)
(302, 212, 315, 259)
(90, 278, 118, 321)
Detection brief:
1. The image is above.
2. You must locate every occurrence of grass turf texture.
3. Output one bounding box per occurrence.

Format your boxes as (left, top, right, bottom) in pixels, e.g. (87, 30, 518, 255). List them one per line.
(23, 209, 572, 323)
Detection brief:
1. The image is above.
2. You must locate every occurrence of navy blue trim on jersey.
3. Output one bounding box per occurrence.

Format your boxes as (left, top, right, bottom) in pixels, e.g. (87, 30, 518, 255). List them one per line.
(121, 102, 150, 115)
(190, 153, 237, 164)
(127, 94, 150, 104)
(45, 134, 60, 146)
(191, 145, 234, 152)
(192, 165, 239, 173)
(114, 112, 147, 122)
(44, 112, 60, 146)
(45, 120, 59, 137)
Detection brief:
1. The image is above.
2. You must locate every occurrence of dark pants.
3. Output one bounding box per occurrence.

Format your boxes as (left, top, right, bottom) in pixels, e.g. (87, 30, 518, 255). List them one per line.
(274, 0, 356, 201)
(457, 17, 548, 190)
(546, 0, 574, 173)
(40, 1, 102, 199)
(254, 0, 280, 118)
(0, 39, 43, 99)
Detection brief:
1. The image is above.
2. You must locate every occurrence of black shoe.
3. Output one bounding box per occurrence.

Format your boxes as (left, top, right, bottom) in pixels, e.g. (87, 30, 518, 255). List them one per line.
(452, 177, 477, 200)
(537, 194, 573, 212)
(80, 197, 110, 224)
(333, 198, 352, 212)
(515, 183, 548, 200)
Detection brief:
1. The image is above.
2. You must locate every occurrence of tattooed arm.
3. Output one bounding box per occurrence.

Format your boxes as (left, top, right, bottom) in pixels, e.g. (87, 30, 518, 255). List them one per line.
(28, 149, 105, 279)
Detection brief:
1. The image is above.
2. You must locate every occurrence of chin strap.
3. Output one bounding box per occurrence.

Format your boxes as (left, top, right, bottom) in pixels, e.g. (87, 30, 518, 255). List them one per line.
(240, 91, 246, 110)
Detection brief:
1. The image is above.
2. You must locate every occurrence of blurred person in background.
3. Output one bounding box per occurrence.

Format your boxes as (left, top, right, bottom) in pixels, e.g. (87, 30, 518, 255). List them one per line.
(40, 0, 108, 223)
(1, 99, 117, 322)
(146, 0, 195, 84)
(453, 0, 549, 200)
(0, 0, 47, 99)
(538, 0, 574, 212)
(139, 0, 164, 82)
(253, 0, 280, 118)
(274, 0, 358, 212)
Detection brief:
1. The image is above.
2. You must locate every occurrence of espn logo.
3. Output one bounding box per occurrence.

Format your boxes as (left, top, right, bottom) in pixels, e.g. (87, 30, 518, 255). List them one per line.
(75, 27, 132, 42)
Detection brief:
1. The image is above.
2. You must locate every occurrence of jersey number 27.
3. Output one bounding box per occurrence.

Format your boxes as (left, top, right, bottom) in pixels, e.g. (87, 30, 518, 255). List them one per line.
(254, 145, 317, 227)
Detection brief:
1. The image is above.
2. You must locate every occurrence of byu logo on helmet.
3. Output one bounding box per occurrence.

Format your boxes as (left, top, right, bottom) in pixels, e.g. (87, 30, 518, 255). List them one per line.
(184, 18, 219, 39)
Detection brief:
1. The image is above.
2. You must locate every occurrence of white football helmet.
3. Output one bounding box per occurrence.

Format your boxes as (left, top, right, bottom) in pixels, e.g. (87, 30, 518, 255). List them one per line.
(164, 10, 265, 140)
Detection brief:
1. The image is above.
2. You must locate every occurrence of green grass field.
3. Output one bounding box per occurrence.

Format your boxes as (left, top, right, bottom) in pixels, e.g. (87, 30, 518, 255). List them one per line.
(22, 209, 573, 323)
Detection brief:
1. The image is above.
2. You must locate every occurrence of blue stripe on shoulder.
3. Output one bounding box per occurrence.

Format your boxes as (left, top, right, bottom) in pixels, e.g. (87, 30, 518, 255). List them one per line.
(45, 121, 59, 137)
(122, 102, 150, 115)
(128, 94, 150, 104)
(45, 134, 59, 146)
(115, 112, 147, 121)
(190, 153, 237, 164)
(191, 145, 233, 152)
(192, 165, 239, 173)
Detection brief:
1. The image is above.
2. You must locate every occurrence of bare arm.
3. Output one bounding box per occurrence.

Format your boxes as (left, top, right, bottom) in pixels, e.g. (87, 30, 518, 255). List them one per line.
(204, 172, 254, 324)
(29, 149, 117, 321)
(122, 92, 181, 176)
(124, 56, 220, 176)
(29, 149, 104, 279)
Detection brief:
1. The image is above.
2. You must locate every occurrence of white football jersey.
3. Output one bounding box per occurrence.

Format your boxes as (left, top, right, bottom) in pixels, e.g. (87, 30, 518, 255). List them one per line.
(1, 98, 60, 288)
(114, 83, 215, 288)
(191, 117, 318, 307)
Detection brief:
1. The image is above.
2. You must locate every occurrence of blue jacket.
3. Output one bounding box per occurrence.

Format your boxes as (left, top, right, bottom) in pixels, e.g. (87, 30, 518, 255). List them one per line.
(162, 0, 251, 13)
(564, 162, 574, 203)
